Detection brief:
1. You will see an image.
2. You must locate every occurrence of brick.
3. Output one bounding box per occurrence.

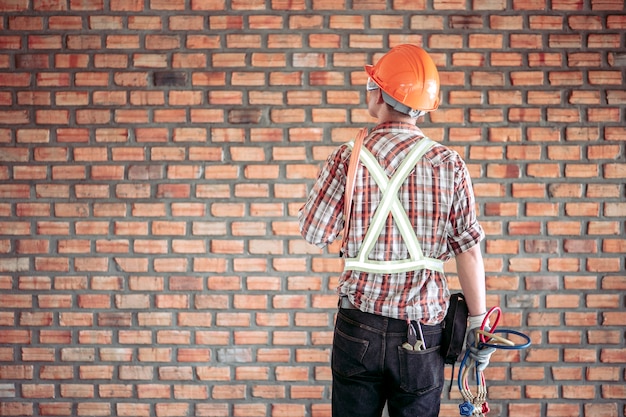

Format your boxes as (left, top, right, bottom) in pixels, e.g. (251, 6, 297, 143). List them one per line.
(587, 258, 621, 272)
(583, 403, 618, 417)
(565, 312, 597, 326)
(588, 330, 621, 345)
(563, 275, 597, 290)
(563, 238, 597, 253)
(601, 384, 626, 400)
(547, 144, 580, 160)
(15, 53, 49, 69)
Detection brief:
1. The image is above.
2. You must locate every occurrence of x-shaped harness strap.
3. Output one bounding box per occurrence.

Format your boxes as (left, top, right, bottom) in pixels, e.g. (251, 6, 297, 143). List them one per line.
(344, 137, 444, 274)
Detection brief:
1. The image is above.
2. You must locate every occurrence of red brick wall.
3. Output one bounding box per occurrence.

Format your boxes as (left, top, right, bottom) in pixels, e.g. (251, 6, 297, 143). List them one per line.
(1, 1, 625, 416)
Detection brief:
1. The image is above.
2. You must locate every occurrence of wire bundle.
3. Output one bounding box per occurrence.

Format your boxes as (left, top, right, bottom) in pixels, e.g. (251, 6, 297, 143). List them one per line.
(457, 307, 531, 416)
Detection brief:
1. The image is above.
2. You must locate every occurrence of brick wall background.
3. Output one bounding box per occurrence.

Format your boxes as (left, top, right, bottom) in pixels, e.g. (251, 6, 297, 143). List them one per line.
(0, 0, 625, 416)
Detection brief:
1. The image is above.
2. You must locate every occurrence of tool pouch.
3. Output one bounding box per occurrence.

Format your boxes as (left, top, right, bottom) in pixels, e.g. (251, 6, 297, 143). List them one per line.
(440, 292, 469, 365)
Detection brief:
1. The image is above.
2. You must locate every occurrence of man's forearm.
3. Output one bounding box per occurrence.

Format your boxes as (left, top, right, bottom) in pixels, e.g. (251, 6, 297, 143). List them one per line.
(455, 244, 487, 317)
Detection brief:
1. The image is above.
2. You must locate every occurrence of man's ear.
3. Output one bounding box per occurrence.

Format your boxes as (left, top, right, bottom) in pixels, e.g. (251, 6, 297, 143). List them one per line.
(375, 89, 385, 105)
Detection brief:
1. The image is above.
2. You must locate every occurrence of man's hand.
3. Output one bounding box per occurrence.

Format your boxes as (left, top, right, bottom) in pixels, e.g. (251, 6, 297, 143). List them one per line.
(466, 313, 496, 372)
(466, 327, 496, 372)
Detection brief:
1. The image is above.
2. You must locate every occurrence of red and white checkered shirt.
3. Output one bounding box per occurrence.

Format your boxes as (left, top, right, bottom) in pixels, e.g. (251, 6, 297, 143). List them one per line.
(299, 122, 484, 324)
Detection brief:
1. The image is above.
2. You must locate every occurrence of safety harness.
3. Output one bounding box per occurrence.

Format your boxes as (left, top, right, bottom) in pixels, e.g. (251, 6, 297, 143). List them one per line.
(343, 136, 443, 274)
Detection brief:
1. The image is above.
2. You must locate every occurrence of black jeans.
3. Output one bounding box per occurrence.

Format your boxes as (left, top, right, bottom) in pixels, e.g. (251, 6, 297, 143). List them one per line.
(332, 307, 444, 417)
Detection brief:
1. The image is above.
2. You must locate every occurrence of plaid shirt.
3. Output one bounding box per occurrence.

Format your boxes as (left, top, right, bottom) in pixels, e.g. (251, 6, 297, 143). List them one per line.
(299, 122, 484, 324)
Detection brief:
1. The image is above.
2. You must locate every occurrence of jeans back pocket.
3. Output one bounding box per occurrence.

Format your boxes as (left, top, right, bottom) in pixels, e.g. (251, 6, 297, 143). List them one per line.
(397, 345, 444, 395)
(332, 327, 370, 378)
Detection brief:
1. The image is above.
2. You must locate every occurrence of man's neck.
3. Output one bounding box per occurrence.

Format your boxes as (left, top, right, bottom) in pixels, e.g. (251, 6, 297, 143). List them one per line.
(377, 104, 418, 125)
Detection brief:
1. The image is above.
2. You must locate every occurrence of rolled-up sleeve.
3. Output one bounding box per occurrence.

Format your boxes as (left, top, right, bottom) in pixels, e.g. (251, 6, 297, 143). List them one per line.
(446, 158, 485, 255)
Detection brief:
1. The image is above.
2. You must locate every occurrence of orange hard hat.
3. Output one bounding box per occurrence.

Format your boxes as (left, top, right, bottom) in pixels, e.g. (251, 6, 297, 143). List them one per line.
(365, 44, 440, 114)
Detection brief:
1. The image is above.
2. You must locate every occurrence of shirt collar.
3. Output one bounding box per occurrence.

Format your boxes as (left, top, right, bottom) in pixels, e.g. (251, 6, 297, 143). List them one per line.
(372, 121, 425, 137)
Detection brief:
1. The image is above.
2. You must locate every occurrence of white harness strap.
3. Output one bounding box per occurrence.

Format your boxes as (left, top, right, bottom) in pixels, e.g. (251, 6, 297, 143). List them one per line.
(344, 138, 444, 274)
